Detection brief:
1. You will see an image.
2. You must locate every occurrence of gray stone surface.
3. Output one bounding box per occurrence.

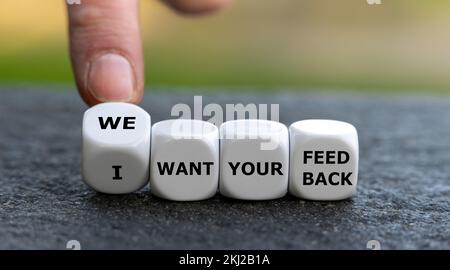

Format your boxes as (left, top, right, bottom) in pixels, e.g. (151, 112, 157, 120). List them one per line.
(0, 87, 449, 250)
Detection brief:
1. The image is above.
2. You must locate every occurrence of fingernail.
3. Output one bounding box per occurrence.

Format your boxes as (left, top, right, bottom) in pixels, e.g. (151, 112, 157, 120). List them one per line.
(87, 53, 134, 102)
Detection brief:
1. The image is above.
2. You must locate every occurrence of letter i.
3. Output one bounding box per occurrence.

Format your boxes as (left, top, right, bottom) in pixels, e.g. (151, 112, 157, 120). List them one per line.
(112, 165, 123, 180)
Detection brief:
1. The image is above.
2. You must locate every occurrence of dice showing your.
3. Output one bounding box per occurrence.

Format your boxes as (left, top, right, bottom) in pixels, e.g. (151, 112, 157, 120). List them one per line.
(150, 119, 219, 201)
(82, 103, 151, 194)
(220, 120, 289, 200)
(289, 120, 358, 200)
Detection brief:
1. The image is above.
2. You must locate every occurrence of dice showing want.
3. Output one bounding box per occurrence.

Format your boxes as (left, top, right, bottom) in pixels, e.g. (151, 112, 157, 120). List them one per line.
(219, 120, 289, 200)
(289, 120, 359, 200)
(150, 119, 219, 201)
(82, 103, 151, 194)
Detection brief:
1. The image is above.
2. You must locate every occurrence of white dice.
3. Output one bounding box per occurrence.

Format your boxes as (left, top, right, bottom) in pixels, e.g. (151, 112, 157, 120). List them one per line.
(219, 120, 289, 200)
(150, 119, 219, 201)
(82, 102, 360, 201)
(82, 102, 151, 194)
(289, 120, 359, 200)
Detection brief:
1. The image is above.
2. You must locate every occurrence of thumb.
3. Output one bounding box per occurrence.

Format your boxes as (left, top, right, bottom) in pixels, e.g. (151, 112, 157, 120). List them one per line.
(67, 0, 144, 106)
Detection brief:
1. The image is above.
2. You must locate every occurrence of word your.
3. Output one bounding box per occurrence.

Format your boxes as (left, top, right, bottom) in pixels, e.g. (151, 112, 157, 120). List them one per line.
(228, 162, 283, 176)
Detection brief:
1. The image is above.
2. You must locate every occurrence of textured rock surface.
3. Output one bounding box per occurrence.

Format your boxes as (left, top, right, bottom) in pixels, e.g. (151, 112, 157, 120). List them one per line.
(0, 87, 449, 250)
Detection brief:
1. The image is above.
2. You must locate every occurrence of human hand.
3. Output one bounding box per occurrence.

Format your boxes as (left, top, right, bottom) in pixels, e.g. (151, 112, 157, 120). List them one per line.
(67, 0, 230, 106)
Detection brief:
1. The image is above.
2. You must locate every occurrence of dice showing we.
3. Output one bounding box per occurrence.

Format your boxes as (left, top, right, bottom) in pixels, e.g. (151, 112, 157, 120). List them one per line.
(150, 119, 219, 201)
(220, 120, 289, 200)
(82, 103, 151, 194)
(289, 120, 359, 200)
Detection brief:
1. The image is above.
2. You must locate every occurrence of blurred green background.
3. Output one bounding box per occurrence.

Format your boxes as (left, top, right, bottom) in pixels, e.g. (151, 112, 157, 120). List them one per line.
(1, 0, 450, 93)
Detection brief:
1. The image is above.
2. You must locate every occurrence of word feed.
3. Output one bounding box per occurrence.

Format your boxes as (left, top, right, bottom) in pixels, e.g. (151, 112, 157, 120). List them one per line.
(82, 103, 359, 201)
(289, 120, 359, 200)
(302, 151, 353, 186)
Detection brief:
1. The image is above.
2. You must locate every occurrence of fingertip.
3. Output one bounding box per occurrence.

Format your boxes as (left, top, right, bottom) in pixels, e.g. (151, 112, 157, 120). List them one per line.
(165, 0, 231, 15)
(76, 52, 144, 107)
(76, 52, 144, 106)
(67, 0, 144, 107)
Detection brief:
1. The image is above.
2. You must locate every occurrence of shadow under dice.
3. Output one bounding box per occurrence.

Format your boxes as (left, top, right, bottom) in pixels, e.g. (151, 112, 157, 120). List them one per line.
(289, 120, 359, 200)
(82, 103, 151, 194)
(150, 119, 219, 201)
(220, 120, 289, 200)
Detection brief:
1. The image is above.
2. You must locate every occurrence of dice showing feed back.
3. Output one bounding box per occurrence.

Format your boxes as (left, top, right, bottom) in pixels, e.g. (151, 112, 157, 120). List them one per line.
(150, 119, 219, 201)
(82, 103, 151, 194)
(219, 120, 289, 200)
(289, 120, 358, 200)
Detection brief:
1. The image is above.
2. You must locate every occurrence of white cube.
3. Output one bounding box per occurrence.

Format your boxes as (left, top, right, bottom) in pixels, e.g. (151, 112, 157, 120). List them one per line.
(289, 119, 359, 200)
(82, 103, 151, 194)
(150, 119, 219, 201)
(219, 120, 289, 200)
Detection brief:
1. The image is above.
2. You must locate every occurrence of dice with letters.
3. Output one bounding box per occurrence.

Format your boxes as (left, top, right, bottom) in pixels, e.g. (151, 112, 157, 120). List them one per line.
(289, 119, 359, 200)
(150, 119, 219, 201)
(219, 120, 289, 200)
(82, 102, 151, 194)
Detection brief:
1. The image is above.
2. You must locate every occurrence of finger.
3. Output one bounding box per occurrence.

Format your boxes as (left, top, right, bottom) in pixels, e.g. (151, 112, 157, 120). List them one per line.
(164, 0, 231, 15)
(67, 0, 144, 106)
